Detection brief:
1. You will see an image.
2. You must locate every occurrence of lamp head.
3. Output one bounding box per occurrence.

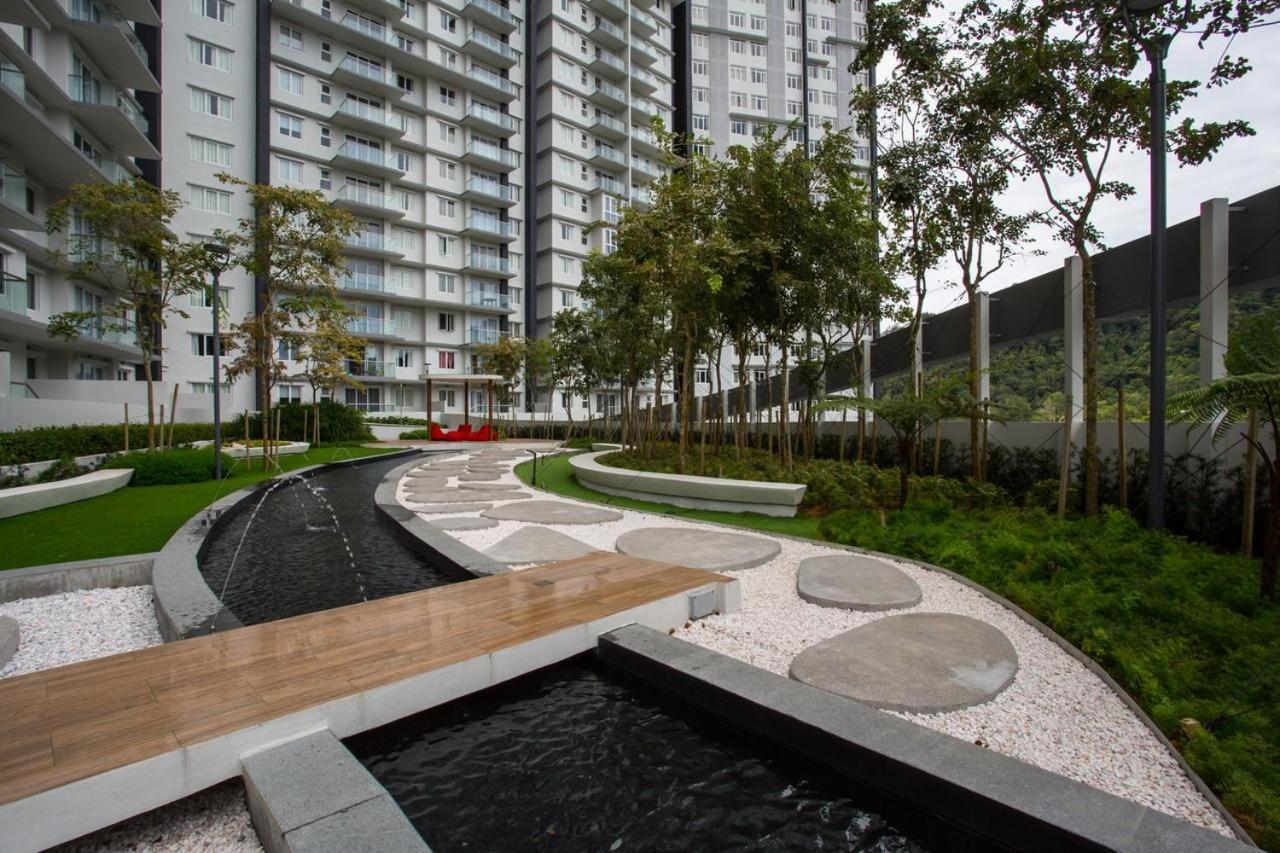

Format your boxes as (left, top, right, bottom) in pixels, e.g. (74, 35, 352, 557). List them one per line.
(202, 242, 231, 272)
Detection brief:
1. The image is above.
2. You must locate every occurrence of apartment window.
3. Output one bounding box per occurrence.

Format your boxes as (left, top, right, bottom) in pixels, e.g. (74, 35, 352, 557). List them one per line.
(437, 197, 455, 217)
(190, 86, 232, 119)
(320, 41, 331, 61)
(691, 3, 707, 22)
(189, 184, 231, 214)
(440, 10, 456, 31)
(394, 349, 414, 368)
(437, 121, 456, 143)
(188, 135, 232, 166)
(692, 33, 707, 49)
(395, 190, 411, 212)
(559, 254, 575, 274)
(396, 74, 414, 93)
(320, 126, 331, 147)
(750, 14, 765, 31)
(731, 119, 747, 135)
(751, 42, 766, 57)
(279, 385, 302, 404)
(439, 86, 456, 107)
(278, 111, 303, 138)
(787, 100, 802, 117)
(438, 312, 455, 332)
(192, 0, 232, 24)
(692, 87, 708, 104)
(438, 351, 456, 370)
(559, 222, 575, 241)
(559, 289, 573, 307)
(751, 68, 766, 84)
(191, 333, 225, 356)
(728, 11, 744, 27)
(751, 94, 767, 110)
(786, 22, 801, 37)
(277, 339, 300, 360)
(730, 91, 747, 108)
(437, 273, 456, 293)
(729, 39, 744, 54)
(320, 83, 331, 105)
(189, 37, 231, 71)
(438, 159, 456, 180)
(729, 64, 746, 82)
(438, 236, 454, 255)
(277, 156, 303, 182)
(191, 285, 229, 308)
(278, 67, 303, 95)
(691, 114, 709, 131)
(754, 369, 766, 384)
(786, 74, 802, 90)
(691, 60, 707, 76)
(787, 47, 801, 64)
(278, 24, 302, 50)
(695, 368, 709, 384)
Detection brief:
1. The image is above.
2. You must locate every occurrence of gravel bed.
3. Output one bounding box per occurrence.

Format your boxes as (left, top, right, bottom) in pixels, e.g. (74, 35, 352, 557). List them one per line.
(399, 450, 1235, 837)
(0, 587, 261, 852)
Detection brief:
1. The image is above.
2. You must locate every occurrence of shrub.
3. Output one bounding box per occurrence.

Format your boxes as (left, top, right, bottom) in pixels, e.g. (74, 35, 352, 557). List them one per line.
(35, 455, 90, 484)
(102, 448, 231, 485)
(244, 402, 373, 444)
(399, 429, 432, 440)
(366, 416, 433, 426)
(0, 423, 224, 466)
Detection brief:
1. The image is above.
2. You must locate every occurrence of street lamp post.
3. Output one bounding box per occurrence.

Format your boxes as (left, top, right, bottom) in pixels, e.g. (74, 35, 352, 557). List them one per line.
(1122, 0, 1185, 530)
(202, 243, 231, 480)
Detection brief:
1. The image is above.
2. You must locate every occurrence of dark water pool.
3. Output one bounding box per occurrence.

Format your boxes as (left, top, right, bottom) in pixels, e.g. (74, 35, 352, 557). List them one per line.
(198, 453, 462, 625)
(348, 659, 925, 853)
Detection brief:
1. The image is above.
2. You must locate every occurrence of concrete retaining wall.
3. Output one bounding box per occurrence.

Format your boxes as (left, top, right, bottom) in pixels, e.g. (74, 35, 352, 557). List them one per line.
(0, 468, 133, 519)
(569, 450, 806, 517)
(0, 553, 155, 603)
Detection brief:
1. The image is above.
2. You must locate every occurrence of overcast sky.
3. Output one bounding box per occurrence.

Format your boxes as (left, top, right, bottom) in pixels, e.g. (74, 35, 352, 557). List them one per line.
(880, 15, 1280, 315)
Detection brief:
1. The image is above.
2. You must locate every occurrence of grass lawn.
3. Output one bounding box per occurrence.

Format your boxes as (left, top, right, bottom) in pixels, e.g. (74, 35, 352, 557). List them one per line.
(514, 451, 825, 540)
(0, 445, 397, 570)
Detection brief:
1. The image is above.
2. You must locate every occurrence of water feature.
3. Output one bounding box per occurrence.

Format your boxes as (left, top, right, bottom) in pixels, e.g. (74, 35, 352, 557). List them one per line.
(349, 658, 925, 852)
(199, 453, 463, 625)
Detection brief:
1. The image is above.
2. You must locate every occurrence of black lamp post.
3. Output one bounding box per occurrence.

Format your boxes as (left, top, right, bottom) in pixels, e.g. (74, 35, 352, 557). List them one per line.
(202, 242, 231, 480)
(1122, 0, 1187, 530)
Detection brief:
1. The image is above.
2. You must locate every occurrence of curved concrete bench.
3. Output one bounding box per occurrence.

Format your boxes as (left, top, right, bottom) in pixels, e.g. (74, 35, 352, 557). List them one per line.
(191, 440, 311, 459)
(0, 468, 133, 519)
(569, 450, 806, 517)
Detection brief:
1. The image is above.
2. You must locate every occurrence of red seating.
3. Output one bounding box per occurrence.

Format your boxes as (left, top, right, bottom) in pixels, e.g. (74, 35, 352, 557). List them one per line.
(429, 423, 450, 441)
(428, 422, 495, 441)
(471, 424, 493, 442)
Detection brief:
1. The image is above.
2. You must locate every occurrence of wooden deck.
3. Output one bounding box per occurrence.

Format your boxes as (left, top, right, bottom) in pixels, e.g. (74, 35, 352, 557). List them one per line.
(0, 553, 727, 812)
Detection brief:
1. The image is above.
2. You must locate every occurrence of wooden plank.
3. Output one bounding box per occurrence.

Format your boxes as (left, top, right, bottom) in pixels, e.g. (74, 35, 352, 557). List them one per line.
(0, 554, 725, 807)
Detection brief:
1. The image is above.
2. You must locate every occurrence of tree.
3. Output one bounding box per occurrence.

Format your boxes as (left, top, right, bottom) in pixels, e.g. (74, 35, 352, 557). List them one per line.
(473, 334, 525, 435)
(522, 337, 555, 437)
(959, 0, 1259, 515)
(215, 175, 356, 468)
(550, 307, 606, 439)
(45, 178, 207, 450)
(1169, 307, 1280, 600)
(296, 303, 366, 444)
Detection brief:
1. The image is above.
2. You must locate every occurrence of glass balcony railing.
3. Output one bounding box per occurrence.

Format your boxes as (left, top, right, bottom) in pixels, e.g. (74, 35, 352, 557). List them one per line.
(68, 74, 148, 133)
(467, 252, 511, 274)
(346, 231, 398, 252)
(633, 126, 659, 148)
(335, 184, 392, 210)
(0, 55, 24, 98)
(0, 162, 27, 211)
(466, 327, 503, 344)
(68, 0, 149, 67)
(592, 17, 624, 41)
(630, 7, 656, 29)
(465, 177, 519, 203)
(466, 214, 516, 237)
(80, 315, 136, 346)
(465, 103, 519, 133)
(593, 145, 626, 167)
(591, 113, 626, 135)
(466, 30, 518, 63)
(340, 270, 387, 292)
(467, 65, 518, 96)
(466, 288, 510, 309)
(465, 140, 519, 168)
(347, 358, 389, 377)
(337, 55, 396, 87)
(632, 68, 658, 89)
(630, 186, 655, 206)
(341, 12, 387, 41)
(593, 49, 626, 74)
(347, 316, 396, 336)
(465, 0, 515, 27)
(594, 175, 625, 195)
(335, 98, 402, 131)
(593, 80, 625, 102)
(336, 141, 400, 170)
(0, 274, 28, 313)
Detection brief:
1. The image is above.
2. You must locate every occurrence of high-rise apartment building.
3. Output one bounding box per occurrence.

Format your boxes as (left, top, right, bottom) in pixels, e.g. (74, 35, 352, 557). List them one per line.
(0, 0, 867, 426)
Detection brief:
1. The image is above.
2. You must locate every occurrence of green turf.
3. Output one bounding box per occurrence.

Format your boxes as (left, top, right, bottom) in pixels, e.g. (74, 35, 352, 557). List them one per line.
(0, 446, 396, 570)
(514, 451, 825, 540)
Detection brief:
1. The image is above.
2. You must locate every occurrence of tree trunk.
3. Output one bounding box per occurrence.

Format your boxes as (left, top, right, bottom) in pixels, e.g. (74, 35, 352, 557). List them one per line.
(142, 352, 156, 451)
(779, 343, 792, 468)
(678, 336, 695, 474)
(839, 406, 847, 463)
(1264, 458, 1279, 601)
(735, 347, 749, 459)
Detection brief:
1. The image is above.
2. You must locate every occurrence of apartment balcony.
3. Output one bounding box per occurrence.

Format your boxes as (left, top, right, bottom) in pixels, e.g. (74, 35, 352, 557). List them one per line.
(589, 48, 627, 81)
(344, 231, 403, 258)
(64, 0, 158, 92)
(630, 40, 659, 66)
(630, 97, 662, 124)
(346, 358, 389, 378)
(339, 270, 388, 294)
(339, 11, 394, 49)
(462, 139, 519, 173)
(465, 327, 506, 345)
(630, 6, 658, 36)
(631, 156, 658, 180)
(77, 315, 136, 347)
(586, 0, 626, 22)
(0, 273, 29, 314)
(461, 0, 518, 36)
(331, 142, 405, 179)
(593, 175, 625, 196)
(465, 287, 511, 311)
(631, 125, 661, 156)
(461, 102, 519, 139)
(331, 55, 403, 99)
(629, 186, 655, 209)
(462, 30, 519, 70)
(343, 0, 405, 20)
(589, 79, 626, 110)
(463, 214, 518, 243)
(461, 177, 519, 208)
(590, 112, 627, 142)
(65, 74, 156, 158)
(0, 162, 40, 231)
(631, 67, 659, 96)
(463, 252, 517, 278)
(591, 17, 626, 49)
(466, 65, 519, 103)
(331, 184, 406, 219)
(347, 316, 400, 338)
(588, 145, 626, 170)
(331, 98, 406, 138)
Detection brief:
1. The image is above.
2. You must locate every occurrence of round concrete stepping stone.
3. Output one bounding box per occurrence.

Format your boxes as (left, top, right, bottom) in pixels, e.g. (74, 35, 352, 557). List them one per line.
(485, 526, 596, 564)
(0, 616, 18, 668)
(458, 482, 524, 491)
(790, 613, 1018, 713)
(405, 489, 531, 503)
(797, 554, 922, 612)
(614, 527, 780, 572)
(481, 500, 623, 525)
(429, 516, 499, 530)
(411, 502, 493, 514)
(403, 476, 449, 489)
(459, 471, 501, 482)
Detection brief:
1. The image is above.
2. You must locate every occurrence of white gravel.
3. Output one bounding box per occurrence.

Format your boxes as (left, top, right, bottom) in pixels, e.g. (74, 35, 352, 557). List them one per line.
(0, 587, 261, 852)
(399, 448, 1236, 838)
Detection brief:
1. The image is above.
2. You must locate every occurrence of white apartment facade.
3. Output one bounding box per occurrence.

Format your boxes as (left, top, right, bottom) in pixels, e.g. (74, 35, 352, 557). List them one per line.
(0, 0, 867, 427)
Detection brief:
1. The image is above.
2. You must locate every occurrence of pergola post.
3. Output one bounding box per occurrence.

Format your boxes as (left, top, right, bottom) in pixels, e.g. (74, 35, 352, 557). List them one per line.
(486, 379, 494, 428)
(426, 378, 433, 425)
(1199, 197, 1230, 385)
(463, 380, 471, 427)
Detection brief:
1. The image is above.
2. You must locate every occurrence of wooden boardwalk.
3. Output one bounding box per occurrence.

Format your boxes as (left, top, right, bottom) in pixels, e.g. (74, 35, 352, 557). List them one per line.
(0, 553, 727, 811)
